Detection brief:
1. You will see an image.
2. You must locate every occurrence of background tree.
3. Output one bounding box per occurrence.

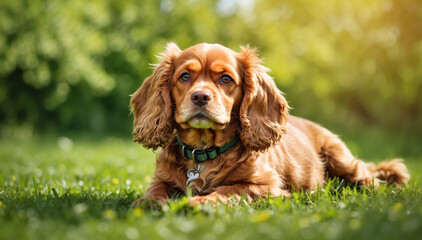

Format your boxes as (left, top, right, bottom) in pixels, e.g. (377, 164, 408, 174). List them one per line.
(0, 0, 421, 137)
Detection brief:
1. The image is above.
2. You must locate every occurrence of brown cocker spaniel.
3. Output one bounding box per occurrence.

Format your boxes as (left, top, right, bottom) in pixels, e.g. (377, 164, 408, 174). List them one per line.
(130, 43, 409, 207)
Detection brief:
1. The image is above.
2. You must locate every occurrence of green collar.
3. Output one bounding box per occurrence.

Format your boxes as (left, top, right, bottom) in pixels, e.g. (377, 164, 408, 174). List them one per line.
(177, 135, 240, 163)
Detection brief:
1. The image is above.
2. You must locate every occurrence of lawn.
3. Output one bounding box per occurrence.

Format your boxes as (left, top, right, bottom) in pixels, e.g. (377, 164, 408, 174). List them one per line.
(0, 132, 421, 240)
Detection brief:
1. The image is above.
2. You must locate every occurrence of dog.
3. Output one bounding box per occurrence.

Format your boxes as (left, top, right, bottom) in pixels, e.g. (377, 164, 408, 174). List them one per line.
(130, 43, 410, 207)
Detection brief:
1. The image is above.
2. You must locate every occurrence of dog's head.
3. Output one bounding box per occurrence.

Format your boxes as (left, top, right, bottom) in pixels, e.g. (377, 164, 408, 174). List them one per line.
(131, 43, 289, 151)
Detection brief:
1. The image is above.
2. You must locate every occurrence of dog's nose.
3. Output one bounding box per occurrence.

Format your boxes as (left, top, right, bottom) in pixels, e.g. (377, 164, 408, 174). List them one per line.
(191, 90, 212, 107)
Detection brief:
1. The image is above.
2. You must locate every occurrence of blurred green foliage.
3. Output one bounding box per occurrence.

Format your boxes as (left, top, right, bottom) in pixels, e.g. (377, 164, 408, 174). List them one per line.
(0, 0, 421, 136)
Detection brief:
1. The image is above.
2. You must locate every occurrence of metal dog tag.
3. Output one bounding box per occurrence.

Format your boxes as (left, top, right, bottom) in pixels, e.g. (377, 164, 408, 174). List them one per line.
(186, 164, 201, 186)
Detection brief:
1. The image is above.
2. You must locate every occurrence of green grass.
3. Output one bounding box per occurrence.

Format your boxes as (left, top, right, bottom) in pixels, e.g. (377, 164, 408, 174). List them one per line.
(0, 134, 421, 240)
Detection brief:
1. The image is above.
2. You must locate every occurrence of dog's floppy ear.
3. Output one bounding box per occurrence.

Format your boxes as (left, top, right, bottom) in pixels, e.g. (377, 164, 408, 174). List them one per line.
(130, 42, 180, 150)
(237, 46, 289, 151)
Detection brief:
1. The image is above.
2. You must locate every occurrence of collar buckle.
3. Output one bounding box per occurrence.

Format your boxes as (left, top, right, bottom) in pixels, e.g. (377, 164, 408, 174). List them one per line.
(191, 149, 198, 162)
(181, 145, 187, 159)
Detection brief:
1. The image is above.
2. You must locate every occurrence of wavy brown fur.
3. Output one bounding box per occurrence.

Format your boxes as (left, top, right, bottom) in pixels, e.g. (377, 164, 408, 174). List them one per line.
(237, 46, 289, 151)
(130, 43, 180, 150)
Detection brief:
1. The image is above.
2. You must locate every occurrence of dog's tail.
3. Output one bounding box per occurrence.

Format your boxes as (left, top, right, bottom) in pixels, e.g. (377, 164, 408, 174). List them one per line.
(367, 159, 410, 186)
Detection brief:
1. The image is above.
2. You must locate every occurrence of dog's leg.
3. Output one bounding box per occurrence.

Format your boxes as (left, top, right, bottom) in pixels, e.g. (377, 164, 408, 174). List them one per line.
(320, 131, 409, 186)
(188, 183, 290, 206)
(131, 181, 176, 208)
(320, 132, 374, 185)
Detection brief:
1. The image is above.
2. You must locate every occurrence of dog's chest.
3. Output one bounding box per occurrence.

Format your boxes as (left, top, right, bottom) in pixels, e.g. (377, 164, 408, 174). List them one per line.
(184, 163, 217, 195)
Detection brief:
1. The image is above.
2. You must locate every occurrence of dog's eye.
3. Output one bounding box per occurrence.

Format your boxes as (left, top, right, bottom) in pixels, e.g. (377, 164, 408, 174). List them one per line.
(220, 75, 233, 84)
(179, 73, 190, 82)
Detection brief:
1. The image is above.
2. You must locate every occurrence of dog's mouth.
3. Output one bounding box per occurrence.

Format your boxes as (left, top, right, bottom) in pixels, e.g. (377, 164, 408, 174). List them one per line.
(188, 113, 216, 129)
(179, 112, 225, 130)
(191, 113, 209, 120)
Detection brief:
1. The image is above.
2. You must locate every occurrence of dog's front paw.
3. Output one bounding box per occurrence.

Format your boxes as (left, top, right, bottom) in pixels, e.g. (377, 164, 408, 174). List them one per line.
(131, 197, 166, 209)
(188, 194, 226, 207)
(188, 195, 213, 207)
(131, 197, 146, 208)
